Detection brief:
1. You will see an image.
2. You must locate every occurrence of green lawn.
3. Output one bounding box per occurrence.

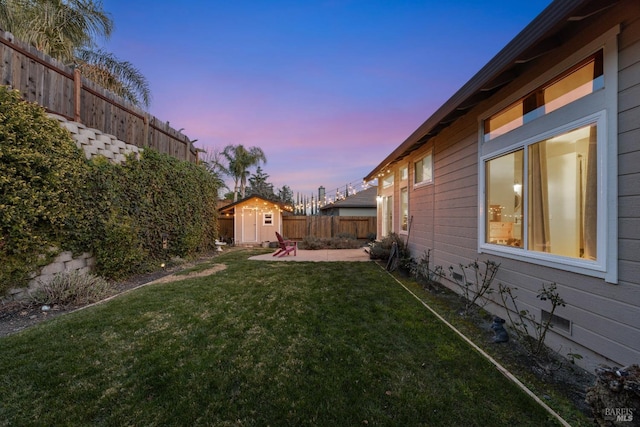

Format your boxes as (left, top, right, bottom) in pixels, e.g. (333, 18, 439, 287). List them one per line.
(0, 250, 563, 426)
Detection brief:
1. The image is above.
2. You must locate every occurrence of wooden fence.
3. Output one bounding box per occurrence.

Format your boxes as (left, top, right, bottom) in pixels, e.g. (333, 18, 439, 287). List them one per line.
(0, 30, 197, 162)
(217, 215, 376, 243)
(283, 216, 376, 240)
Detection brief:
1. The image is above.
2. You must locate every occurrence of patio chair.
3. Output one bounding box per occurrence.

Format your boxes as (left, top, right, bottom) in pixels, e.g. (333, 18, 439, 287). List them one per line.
(273, 232, 297, 257)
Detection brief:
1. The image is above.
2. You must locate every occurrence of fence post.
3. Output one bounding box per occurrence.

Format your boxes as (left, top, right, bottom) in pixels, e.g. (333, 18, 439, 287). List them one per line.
(143, 115, 149, 148)
(73, 68, 82, 123)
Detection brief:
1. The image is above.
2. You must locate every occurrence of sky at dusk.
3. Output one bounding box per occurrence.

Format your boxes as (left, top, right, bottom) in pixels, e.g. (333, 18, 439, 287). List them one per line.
(101, 0, 553, 200)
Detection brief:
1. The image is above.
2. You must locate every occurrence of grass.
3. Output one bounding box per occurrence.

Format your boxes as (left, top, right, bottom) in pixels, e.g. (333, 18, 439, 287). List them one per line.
(0, 249, 566, 426)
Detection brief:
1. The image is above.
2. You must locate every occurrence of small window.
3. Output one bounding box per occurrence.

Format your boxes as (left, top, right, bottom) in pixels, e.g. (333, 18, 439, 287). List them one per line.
(400, 187, 408, 231)
(414, 152, 433, 185)
(400, 165, 408, 181)
(484, 50, 603, 142)
(263, 212, 274, 226)
(382, 195, 393, 236)
(382, 174, 394, 188)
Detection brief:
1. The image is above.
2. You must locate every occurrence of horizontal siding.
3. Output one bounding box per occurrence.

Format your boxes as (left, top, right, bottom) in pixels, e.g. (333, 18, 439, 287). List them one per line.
(618, 127, 640, 155)
(617, 6, 640, 290)
(387, 0, 640, 370)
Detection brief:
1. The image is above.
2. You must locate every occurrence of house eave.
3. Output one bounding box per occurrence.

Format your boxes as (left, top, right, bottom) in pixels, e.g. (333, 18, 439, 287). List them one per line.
(364, 0, 613, 182)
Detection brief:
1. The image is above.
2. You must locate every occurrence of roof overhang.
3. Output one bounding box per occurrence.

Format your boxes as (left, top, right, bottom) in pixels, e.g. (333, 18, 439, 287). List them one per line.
(364, 0, 616, 182)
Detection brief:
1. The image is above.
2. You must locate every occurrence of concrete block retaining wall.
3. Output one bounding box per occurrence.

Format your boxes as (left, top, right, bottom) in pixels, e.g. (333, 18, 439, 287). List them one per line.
(5, 115, 137, 301)
(48, 113, 143, 164)
(7, 251, 96, 301)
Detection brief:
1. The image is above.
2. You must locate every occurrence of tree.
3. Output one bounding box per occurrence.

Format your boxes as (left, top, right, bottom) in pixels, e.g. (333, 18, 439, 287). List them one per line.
(199, 147, 229, 198)
(246, 166, 274, 199)
(277, 185, 294, 206)
(0, 0, 150, 107)
(221, 144, 267, 202)
(74, 48, 150, 107)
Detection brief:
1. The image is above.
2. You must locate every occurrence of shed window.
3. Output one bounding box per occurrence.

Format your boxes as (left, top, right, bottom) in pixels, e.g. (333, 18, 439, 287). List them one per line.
(263, 213, 274, 226)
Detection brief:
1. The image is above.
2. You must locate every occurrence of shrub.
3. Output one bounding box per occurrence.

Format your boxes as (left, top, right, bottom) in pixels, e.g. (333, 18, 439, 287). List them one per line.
(449, 259, 500, 315)
(368, 233, 407, 261)
(298, 235, 364, 250)
(299, 236, 325, 250)
(28, 271, 115, 307)
(86, 150, 220, 278)
(498, 281, 566, 358)
(411, 249, 445, 288)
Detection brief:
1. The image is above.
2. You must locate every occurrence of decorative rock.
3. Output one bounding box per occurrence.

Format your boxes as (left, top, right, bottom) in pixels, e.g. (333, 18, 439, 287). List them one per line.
(491, 317, 509, 343)
(64, 258, 86, 271)
(586, 364, 640, 426)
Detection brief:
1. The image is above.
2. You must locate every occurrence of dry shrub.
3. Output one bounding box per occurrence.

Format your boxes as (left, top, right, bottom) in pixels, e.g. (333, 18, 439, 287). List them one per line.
(29, 271, 115, 307)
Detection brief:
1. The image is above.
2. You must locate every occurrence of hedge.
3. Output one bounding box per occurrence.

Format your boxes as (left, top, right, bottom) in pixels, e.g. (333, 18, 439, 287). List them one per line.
(0, 86, 219, 293)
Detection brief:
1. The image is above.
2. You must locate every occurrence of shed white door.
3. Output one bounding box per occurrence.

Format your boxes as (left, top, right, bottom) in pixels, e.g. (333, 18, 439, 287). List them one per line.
(241, 208, 258, 243)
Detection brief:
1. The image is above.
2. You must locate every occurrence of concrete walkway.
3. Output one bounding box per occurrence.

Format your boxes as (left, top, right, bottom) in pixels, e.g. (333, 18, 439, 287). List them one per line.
(249, 248, 371, 262)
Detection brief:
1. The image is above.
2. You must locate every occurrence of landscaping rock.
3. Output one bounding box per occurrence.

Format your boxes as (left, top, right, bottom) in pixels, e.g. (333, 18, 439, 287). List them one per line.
(585, 364, 640, 426)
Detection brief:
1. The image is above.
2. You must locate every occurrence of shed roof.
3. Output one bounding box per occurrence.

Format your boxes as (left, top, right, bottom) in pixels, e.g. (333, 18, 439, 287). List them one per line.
(364, 0, 614, 182)
(218, 195, 291, 215)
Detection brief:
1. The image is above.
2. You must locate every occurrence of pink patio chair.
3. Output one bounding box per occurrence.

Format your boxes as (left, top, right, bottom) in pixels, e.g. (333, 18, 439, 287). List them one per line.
(273, 232, 297, 257)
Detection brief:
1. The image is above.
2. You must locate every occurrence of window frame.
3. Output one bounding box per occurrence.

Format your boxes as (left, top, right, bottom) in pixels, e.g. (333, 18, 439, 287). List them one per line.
(480, 113, 607, 274)
(477, 26, 619, 283)
(400, 186, 409, 233)
(414, 151, 433, 188)
(382, 174, 394, 189)
(263, 212, 274, 226)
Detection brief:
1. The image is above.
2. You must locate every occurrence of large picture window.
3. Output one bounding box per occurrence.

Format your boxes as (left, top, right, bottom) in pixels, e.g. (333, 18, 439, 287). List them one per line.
(485, 123, 598, 261)
(479, 28, 618, 283)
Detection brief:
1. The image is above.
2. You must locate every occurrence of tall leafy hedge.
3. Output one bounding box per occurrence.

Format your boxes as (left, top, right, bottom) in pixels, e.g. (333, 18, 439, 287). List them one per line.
(88, 151, 220, 279)
(0, 87, 90, 291)
(0, 86, 219, 293)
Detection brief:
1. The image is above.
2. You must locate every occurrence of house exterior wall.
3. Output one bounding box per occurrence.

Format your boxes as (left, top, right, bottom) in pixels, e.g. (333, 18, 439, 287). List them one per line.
(378, 0, 640, 371)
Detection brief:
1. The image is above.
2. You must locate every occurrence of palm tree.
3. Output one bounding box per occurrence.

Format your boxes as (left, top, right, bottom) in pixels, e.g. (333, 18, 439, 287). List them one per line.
(221, 144, 267, 202)
(0, 0, 150, 107)
(74, 48, 150, 107)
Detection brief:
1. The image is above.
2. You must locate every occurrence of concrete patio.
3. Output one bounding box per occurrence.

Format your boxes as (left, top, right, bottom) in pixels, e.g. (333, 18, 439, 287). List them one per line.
(249, 248, 371, 262)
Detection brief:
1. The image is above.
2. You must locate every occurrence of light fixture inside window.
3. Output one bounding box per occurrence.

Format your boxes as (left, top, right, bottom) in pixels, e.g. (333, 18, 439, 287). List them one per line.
(513, 182, 522, 196)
